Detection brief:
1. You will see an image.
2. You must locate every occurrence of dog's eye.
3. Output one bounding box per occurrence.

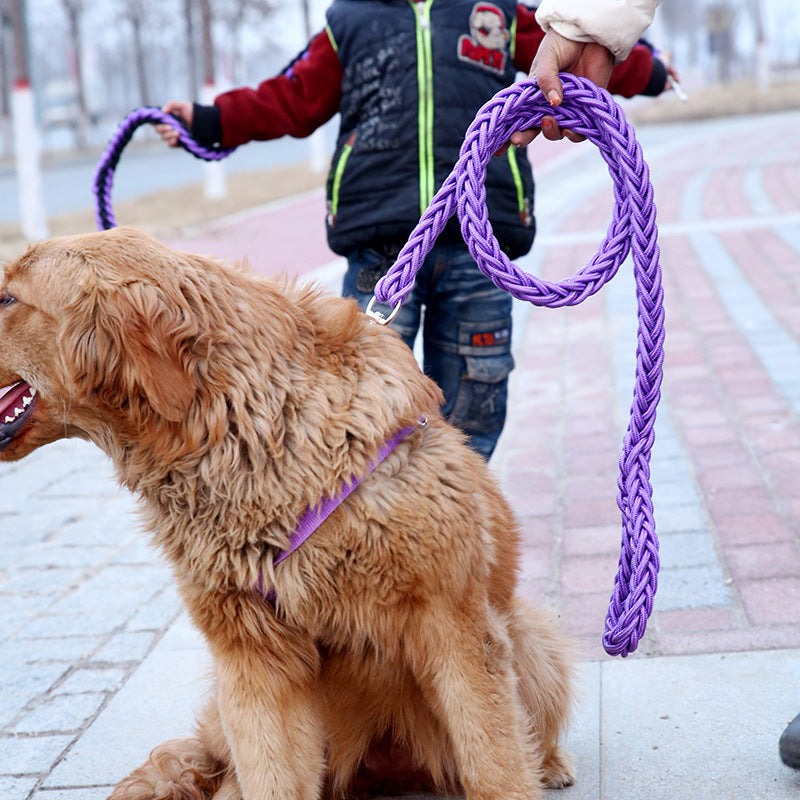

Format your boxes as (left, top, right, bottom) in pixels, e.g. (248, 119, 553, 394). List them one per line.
(0, 294, 16, 307)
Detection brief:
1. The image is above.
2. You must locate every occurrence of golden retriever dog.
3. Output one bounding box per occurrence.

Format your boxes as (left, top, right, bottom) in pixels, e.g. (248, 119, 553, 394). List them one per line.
(0, 227, 573, 800)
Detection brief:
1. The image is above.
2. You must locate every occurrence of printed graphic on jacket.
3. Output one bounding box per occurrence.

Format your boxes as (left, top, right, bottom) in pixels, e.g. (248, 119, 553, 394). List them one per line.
(458, 2, 510, 75)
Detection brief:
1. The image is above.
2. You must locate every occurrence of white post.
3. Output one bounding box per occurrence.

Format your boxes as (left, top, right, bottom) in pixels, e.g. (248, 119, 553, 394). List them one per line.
(201, 81, 226, 200)
(309, 128, 328, 174)
(11, 81, 48, 241)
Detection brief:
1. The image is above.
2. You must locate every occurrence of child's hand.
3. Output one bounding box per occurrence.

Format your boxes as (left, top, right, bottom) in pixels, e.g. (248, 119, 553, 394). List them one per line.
(156, 100, 193, 147)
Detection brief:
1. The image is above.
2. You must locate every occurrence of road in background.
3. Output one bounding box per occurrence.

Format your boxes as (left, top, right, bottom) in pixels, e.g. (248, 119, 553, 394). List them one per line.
(0, 125, 334, 226)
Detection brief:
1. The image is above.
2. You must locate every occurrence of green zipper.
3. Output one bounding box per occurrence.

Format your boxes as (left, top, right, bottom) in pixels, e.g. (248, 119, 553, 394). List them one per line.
(506, 147, 526, 218)
(330, 135, 355, 218)
(411, 0, 435, 213)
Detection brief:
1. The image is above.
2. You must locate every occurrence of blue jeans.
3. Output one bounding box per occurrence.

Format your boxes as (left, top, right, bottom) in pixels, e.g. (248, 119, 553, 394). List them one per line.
(343, 242, 513, 459)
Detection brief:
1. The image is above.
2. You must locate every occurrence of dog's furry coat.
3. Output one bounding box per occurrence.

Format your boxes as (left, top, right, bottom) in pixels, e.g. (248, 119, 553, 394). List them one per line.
(0, 228, 573, 799)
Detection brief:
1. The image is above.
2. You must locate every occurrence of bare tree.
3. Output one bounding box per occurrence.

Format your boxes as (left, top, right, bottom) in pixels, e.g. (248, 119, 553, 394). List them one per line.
(0, 0, 12, 155)
(0, 1, 10, 117)
(658, 0, 702, 64)
(119, 0, 152, 106)
(215, 0, 276, 84)
(199, 0, 213, 87)
(57, 0, 90, 146)
(182, 0, 199, 100)
(7, 0, 28, 83)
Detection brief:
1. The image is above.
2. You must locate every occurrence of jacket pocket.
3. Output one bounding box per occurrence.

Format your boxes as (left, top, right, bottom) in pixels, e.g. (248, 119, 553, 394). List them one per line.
(326, 131, 356, 227)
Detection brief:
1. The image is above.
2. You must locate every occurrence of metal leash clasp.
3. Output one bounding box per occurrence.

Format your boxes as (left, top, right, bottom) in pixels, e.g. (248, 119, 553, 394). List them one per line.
(365, 296, 403, 325)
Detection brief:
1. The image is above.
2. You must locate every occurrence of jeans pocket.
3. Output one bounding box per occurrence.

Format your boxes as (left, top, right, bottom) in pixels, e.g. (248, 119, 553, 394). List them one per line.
(448, 353, 514, 433)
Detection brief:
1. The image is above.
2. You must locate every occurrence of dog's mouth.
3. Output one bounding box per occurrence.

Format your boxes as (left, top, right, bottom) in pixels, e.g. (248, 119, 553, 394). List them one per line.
(0, 380, 38, 451)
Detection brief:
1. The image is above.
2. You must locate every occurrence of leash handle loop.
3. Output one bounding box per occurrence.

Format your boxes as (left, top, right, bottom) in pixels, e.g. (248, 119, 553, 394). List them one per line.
(92, 106, 236, 231)
(374, 75, 664, 657)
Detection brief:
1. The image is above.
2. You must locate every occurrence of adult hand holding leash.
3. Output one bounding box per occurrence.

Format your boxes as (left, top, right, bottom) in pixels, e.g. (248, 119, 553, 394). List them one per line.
(508, 29, 614, 148)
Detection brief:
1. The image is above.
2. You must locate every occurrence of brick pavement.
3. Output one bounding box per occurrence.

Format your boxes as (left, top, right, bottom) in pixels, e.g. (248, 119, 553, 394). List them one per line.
(1, 109, 799, 798)
(493, 110, 800, 662)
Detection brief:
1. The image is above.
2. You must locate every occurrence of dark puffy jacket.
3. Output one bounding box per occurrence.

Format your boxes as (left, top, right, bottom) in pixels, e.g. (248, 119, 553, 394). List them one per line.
(324, 0, 535, 257)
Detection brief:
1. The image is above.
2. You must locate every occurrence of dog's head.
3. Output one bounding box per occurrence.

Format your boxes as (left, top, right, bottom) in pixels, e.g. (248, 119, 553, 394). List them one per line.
(0, 227, 221, 461)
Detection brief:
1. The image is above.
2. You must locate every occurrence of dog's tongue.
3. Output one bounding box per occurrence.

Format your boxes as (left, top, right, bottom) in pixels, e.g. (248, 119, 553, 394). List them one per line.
(0, 381, 31, 418)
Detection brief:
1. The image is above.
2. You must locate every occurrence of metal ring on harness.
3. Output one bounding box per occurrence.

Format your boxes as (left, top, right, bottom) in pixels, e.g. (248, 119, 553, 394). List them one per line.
(373, 75, 665, 658)
(365, 296, 404, 325)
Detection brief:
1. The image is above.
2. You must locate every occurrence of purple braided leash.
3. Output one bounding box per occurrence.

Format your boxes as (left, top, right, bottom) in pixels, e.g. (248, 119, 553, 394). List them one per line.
(372, 75, 664, 657)
(92, 106, 236, 231)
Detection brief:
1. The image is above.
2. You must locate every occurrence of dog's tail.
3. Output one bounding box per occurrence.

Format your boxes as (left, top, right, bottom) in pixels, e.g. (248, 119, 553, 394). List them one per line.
(108, 730, 230, 800)
(509, 596, 576, 789)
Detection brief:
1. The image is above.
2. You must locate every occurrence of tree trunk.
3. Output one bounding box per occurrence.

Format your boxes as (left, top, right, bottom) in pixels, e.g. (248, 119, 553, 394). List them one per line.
(199, 0, 214, 85)
(65, 3, 89, 148)
(131, 13, 150, 106)
(183, 0, 198, 101)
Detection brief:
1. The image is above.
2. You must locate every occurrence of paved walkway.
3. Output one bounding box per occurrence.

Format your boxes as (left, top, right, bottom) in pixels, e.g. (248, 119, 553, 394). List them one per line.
(2, 110, 800, 799)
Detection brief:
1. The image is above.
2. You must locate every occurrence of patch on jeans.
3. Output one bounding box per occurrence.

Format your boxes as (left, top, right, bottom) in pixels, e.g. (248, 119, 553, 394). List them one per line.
(470, 326, 511, 348)
(355, 262, 390, 293)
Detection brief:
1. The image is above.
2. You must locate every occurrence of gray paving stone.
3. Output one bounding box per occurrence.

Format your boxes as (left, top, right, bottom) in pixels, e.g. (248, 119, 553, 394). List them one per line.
(651, 478, 697, 506)
(0, 473, 51, 513)
(90, 630, 157, 665)
(19, 612, 125, 640)
(33, 789, 112, 800)
(43, 615, 208, 788)
(0, 595, 57, 638)
(1, 567, 85, 596)
(53, 516, 137, 550)
(38, 469, 120, 499)
(656, 503, 709, 534)
(0, 637, 102, 668)
(0, 610, 45, 645)
(11, 692, 106, 735)
(53, 583, 157, 619)
(656, 564, 733, 610)
(658, 531, 721, 570)
(110, 536, 163, 566)
(56, 669, 128, 696)
(0, 775, 38, 800)
(83, 563, 172, 594)
(12, 546, 110, 571)
(599, 649, 800, 800)
(0, 513, 54, 546)
(0, 663, 70, 729)
(0, 733, 74, 775)
(124, 585, 182, 632)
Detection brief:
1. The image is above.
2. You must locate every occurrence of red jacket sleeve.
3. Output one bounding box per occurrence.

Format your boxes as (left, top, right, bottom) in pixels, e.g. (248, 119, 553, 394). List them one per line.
(214, 30, 342, 148)
(513, 5, 659, 98)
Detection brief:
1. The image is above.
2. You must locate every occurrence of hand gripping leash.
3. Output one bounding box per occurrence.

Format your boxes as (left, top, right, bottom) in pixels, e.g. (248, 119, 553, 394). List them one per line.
(92, 106, 236, 231)
(370, 75, 664, 657)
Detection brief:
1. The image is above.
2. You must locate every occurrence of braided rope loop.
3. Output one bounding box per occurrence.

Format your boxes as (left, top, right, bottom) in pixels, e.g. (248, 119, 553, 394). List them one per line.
(92, 106, 236, 231)
(374, 75, 664, 657)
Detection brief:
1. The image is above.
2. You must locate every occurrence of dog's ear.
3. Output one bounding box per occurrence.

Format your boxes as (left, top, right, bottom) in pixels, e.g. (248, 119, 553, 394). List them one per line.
(61, 279, 197, 423)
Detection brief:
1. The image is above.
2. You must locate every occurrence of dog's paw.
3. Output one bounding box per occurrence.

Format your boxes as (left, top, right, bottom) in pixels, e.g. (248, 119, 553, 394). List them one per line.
(541, 747, 575, 790)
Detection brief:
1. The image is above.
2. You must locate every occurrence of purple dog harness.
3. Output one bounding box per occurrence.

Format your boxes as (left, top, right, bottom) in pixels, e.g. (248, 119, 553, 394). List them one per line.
(92, 75, 663, 657)
(255, 420, 423, 604)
